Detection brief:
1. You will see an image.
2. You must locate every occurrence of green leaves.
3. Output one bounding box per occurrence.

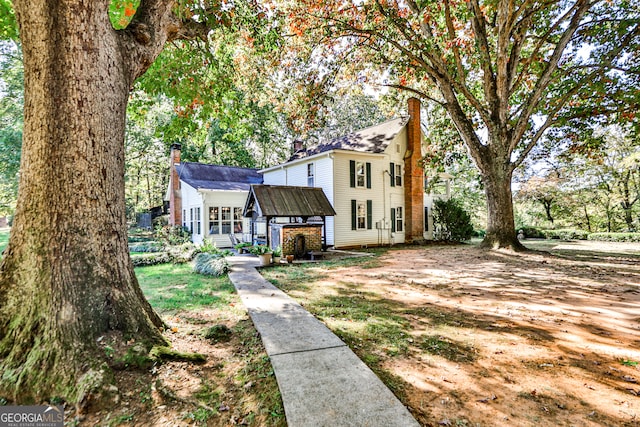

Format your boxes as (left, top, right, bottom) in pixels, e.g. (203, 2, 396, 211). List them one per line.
(0, 0, 18, 40)
(109, 0, 140, 30)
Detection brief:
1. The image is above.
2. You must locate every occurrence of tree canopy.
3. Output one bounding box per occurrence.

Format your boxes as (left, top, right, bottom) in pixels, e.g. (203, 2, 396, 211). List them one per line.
(273, 0, 640, 248)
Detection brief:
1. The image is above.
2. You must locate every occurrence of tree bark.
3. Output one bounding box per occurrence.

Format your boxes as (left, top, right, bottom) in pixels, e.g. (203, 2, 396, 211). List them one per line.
(478, 159, 525, 250)
(0, 1, 172, 404)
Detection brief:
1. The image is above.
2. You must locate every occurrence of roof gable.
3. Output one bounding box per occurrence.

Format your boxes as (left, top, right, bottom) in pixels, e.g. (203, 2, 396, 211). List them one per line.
(288, 117, 408, 161)
(176, 162, 263, 191)
(244, 185, 336, 217)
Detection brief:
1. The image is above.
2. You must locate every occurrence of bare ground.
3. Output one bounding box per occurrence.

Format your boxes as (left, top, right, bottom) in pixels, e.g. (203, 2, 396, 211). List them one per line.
(270, 240, 640, 426)
(73, 307, 285, 426)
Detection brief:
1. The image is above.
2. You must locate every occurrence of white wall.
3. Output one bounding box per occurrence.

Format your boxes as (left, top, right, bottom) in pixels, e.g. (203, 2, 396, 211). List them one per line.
(181, 183, 204, 244)
(202, 190, 251, 248)
(261, 154, 336, 246)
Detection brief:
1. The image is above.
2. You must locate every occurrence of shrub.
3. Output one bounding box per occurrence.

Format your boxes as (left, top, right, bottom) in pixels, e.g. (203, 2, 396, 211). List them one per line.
(248, 244, 272, 255)
(168, 242, 199, 263)
(587, 232, 640, 242)
(155, 225, 191, 245)
(432, 198, 474, 242)
(193, 253, 230, 277)
(131, 252, 173, 267)
(542, 229, 589, 240)
(129, 241, 165, 253)
(198, 239, 233, 257)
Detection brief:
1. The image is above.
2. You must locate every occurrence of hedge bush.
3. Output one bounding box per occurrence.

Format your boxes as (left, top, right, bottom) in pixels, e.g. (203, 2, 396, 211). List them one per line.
(129, 241, 165, 253)
(131, 252, 174, 267)
(542, 229, 589, 240)
(432, 198, 474, 242)
(193, 253, 230, 277)
(587, 232, 640, 242)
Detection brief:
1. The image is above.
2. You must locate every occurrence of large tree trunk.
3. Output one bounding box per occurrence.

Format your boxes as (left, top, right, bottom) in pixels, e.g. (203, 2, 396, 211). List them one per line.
(479, 161, 525, 250)
(0, 1, 169, 404)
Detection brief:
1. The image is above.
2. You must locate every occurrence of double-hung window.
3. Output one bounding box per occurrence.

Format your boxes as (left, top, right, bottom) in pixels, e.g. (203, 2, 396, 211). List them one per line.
(395, 207, 403, 232)
(395, 164, 402, 186)
(307, 163, 315, 187)
(390, 162, 402, 186)
(221, 207, 232, 234)
(350, 160, 372, 188)
(209, 207, 219, 234)
(351, 199, 373, 230)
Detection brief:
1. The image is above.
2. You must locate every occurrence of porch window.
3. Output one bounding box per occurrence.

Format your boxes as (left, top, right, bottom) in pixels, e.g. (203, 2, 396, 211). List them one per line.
(209, 207, 219, 234)
(307, 163, 315, 187)
(234, 207, 243, 233)
(221, 207, 232, 234)
(196, 207, 201, 235)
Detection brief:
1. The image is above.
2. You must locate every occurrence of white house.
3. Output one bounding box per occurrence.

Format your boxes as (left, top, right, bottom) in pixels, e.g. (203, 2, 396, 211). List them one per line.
(166, 145, 263, 247)
(167, 98, 451, 249)
(260, 98, 450, 248)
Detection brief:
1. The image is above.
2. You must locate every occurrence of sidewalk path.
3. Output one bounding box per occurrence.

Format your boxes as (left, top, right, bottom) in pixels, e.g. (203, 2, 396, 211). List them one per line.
(228, 256, 420, 427)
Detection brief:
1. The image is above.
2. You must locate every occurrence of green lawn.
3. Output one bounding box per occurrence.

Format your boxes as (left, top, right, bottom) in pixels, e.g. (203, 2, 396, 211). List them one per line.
(0, 228, 9, 255)
(135, 262, 236, 313)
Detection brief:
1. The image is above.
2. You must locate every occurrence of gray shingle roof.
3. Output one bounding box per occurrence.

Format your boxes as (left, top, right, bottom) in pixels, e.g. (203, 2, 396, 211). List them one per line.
(244, 185, 336, 217)
(289, 117, 408, 161)
(176, 162, 263, 191)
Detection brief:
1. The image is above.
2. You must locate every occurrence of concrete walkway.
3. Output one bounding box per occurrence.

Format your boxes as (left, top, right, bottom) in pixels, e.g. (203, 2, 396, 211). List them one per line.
(228, 256, 420, 427)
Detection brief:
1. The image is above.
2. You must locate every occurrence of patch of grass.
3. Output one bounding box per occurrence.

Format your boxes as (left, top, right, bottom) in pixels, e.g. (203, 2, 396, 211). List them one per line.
(233, 320, 284, 423)
(135, 263, 235, 313)
(184, 407, 215, 424)
(194, 380, 220, 405)
(418, 335, 478, 363)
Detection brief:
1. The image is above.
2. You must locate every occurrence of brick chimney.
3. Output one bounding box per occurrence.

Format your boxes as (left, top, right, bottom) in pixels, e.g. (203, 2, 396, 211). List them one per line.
(404, 97, 424, 243)
(169, 143, 182, 226)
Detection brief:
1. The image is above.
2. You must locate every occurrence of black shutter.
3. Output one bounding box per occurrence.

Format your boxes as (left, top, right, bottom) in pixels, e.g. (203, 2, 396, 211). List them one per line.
(366, 162, 372, 188)
(390, 162, 395, 187)
(424, 207, 429, 231)
(351, 200, 357, 230)
(391, 208, 396, 233)
(366, 200, 373, 229)
(350, 160, 356, 188)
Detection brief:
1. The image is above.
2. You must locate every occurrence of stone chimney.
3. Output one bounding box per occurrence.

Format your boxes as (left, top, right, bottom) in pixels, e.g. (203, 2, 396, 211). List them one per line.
(404, 97, 424, 243)
(169, 143, 182, 226)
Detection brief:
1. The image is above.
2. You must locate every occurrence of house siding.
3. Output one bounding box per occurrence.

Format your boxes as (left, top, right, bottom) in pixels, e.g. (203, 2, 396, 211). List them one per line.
(332, 151, 387, 248)
(261, 154, 336, 246)
(181, 183, 204, 244)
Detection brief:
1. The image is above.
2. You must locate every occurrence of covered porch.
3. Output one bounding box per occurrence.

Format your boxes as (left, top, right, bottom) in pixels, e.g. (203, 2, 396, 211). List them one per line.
(243, 185, 336, 257)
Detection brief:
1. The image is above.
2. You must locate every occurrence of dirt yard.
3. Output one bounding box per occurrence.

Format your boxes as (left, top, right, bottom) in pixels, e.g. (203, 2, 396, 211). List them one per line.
(266, 240, 640, 426)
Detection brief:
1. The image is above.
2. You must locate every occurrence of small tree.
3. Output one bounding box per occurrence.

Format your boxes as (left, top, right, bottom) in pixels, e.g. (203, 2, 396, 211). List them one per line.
(432, 199, 474, 242)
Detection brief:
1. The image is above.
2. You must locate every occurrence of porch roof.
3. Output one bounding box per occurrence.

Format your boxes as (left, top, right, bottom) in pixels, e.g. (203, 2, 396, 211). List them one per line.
(243, 185, 336, 218)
